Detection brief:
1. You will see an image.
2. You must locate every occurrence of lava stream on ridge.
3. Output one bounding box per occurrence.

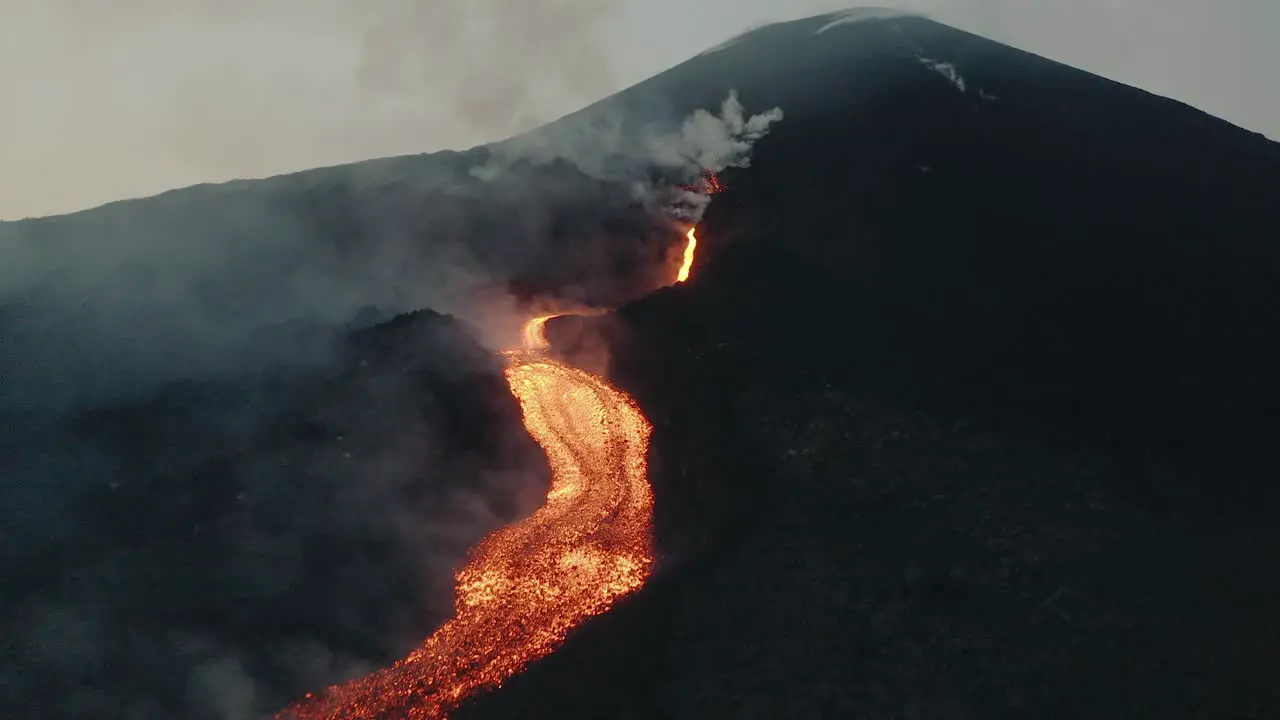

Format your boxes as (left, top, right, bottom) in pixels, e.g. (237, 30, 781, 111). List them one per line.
(676, 228, 697, 284)
(279, 217, 708, 718)
(278, 325, 654, 719)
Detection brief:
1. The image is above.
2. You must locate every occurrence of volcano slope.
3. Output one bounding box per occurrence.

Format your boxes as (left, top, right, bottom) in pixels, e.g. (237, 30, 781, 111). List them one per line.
(454, 11, 1280, 720)
(0, 309, 547, 720)
(0, 156, 681, 411)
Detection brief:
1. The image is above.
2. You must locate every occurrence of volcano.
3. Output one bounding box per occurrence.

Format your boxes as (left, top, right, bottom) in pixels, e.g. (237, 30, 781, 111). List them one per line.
(4, 7, 1280, 720)
(466, 10, 1280, 720)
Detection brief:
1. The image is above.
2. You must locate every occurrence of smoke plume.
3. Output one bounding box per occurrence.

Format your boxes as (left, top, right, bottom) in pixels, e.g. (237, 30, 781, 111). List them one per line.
(648, 91, 786, 173)
(647, 90, 784, 221)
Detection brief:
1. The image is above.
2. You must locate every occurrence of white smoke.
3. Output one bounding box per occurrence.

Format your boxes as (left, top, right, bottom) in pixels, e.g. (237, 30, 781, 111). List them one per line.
(647, 91, 784, 222)
(647, 90, 785, 174)
(468, 89, 783, 227)
(483, 89, 783, 177)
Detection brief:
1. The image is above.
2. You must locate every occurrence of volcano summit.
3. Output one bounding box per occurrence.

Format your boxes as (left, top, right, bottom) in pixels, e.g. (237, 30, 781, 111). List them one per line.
(475, 9, 1280, 719)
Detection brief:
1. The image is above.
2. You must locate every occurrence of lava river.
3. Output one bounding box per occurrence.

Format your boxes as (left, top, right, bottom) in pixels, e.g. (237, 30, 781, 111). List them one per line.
(280, 216, 705, 718)
(278, 330, 654, 719)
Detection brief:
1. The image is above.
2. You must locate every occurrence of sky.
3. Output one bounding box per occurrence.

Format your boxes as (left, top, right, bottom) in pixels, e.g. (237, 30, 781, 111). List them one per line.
(1, 0, 1276, 220)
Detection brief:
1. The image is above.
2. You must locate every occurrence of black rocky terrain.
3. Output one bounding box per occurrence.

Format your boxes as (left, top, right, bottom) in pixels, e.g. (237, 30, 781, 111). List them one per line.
(1, 309, 547, 719)
(457, 10, 1280, 719)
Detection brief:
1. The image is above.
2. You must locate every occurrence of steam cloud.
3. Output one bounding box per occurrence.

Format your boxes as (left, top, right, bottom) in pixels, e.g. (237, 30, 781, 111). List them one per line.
(647, 91, 784, 221)
(649, 91, 786, 173)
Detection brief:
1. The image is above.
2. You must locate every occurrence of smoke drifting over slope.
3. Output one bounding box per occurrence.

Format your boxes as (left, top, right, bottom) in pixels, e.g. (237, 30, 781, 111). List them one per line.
(0, 88, 780, 410)
(649, 91, 783, 220)
(0, 58, 781, 719)
(0, 309, 550, 720)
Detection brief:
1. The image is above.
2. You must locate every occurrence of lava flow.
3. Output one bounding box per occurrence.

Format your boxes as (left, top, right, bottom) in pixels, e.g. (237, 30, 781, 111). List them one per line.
(278, 320, 654, 720)
(676, 227, 697, 284)
(279, 218, 707, 718)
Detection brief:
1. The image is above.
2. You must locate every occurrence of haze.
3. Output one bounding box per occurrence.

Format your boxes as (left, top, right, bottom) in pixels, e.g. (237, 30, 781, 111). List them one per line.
(2, 0, 1276, 220)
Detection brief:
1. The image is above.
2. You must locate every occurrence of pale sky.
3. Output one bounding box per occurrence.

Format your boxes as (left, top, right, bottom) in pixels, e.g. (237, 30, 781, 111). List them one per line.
(2, 0, 1276, 220)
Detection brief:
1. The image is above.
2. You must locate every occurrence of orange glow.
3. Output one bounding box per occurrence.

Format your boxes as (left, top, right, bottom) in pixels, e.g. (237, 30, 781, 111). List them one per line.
(277, 316, 654, 720)
(703, 170, 724, 194)
(521, 314, 552, 350)
(676, 227, 697, 283)
(678, 170, 723, 196)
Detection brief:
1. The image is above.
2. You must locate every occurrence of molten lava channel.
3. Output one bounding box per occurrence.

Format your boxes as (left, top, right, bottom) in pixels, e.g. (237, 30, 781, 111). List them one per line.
(676, 228, 697, 284)
(280, 220, 706, 718)
(279, 332, 654, 719)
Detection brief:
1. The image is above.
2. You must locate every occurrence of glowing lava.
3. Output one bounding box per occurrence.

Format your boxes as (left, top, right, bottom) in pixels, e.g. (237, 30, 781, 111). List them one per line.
(521, 315, 552, 350)
(280, 217, 710, 718)
(676, 227, 697, 283)
(278, 318, 653, 720)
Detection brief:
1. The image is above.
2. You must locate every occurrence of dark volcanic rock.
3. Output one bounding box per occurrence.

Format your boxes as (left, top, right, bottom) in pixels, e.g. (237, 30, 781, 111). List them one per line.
(0, 309, 547, 720)
(460, 10, 1280, 720)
